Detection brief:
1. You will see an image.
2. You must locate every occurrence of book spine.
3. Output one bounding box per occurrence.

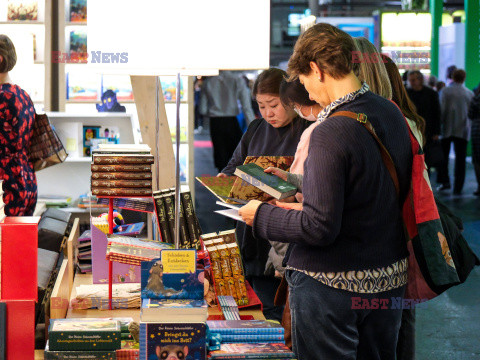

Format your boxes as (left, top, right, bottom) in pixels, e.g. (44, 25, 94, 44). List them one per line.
(48, 330, 121, 351)
(171, 192, 189, 249)
(91, 164, 152, 172)
(44, 349, 117, 359)
(180, 191, 198, 249)
(153, 194, 173, 244)
(93, 155, 154, 165)
(161, 191, 177, 246)
(92, 172, 152, 180)
(210, 328, 285, 335)
(219, 334, 285, 342)
(91, 180, 152, 188)
(92, 188, 152, 196)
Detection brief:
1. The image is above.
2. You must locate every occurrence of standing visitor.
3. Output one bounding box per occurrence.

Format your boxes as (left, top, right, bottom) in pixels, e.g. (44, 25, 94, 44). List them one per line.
(468, 84, 480, 195)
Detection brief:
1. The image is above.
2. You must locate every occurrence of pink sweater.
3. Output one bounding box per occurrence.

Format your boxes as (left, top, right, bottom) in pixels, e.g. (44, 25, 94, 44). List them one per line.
(289, 121, 320, 202)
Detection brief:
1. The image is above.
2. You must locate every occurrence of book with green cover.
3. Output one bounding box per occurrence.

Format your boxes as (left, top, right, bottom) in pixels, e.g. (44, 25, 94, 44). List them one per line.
(48, 319, 122, 351)
(44, 341, 116, 360)
(234, 163, 297, 200)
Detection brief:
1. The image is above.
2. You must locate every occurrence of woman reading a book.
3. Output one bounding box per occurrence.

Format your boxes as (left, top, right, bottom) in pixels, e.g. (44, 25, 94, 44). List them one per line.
(239, 23, 413, 360)
(0, 35, 37, 216)
(218, 68, 311, 322)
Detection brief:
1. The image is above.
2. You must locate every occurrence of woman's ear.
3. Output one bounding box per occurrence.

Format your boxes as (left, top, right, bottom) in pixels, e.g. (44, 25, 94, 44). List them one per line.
(309, 61, 325, 82)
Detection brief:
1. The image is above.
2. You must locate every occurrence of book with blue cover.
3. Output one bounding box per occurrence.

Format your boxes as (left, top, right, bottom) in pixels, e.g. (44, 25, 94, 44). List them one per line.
(206, 320, 285, 335)
(139, 322, 206, 360)
(208, 343, 295, 359)
(219, 334, 285, 344)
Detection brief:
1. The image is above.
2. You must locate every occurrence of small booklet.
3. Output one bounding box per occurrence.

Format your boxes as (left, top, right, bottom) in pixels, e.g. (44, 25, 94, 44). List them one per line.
(214, 202, 244, 222)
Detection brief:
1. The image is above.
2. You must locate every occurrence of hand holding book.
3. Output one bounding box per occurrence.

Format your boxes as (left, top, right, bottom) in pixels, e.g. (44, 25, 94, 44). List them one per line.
(263, 166, 288, 181)
(238, 200, 262, 226)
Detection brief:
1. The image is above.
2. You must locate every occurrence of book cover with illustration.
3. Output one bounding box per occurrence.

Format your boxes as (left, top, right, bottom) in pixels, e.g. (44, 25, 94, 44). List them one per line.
(206, 320, 285, 335)
(139, 323, 206, 360)
(229, 156, 294, 202)
(69, 0, 87, 22)
(48, 319, 121, 351)
(69, 30, 88, 62)
(7, 0, 38, 20)
(140, 250, 203, 300)
(208, 343, 295, 359)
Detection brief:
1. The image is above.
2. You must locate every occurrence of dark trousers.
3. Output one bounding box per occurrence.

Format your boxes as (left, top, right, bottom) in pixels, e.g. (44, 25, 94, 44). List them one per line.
(437, 137, 467, 192)
(396, 308, 416, 360)
(247, 275, 284, 322)
(209, 116, 243, 172)
(286, 270, 405, 360)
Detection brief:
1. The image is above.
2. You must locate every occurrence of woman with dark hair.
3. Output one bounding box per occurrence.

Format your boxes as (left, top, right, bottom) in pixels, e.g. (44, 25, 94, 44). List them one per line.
(239, 23, 412, 359)
(218, 68, 310, 322)
(0, 35, 37, 216)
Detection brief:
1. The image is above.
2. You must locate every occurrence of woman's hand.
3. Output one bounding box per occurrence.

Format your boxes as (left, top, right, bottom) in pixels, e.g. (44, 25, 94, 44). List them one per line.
(217, 173, 228, 178)
(275, 201, 303, 211)
(238, 200, 263, 226)
(264, 167, 288, 181)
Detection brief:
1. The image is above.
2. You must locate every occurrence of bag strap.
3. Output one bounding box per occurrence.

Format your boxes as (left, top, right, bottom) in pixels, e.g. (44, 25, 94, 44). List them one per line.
(329, 110, 400, 197)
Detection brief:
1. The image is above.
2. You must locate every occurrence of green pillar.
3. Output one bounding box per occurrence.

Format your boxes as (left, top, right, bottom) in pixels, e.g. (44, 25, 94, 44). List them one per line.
(430, 0, 443, 77)
(465, 0, 480, 90)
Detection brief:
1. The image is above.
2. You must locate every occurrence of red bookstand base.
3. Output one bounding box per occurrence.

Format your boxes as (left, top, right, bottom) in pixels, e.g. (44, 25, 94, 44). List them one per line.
(1, 300, 35, 360)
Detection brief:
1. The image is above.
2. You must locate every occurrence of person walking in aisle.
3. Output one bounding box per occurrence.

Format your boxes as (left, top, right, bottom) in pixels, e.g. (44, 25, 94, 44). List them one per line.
(239, 23, 412, 360)
(199, 71, 256, 172)
(407, 70, 441, 170)
(468, 84, 480, 195)
(218, 68, 311, 322)
(0, 35, 37, 216)
(437, 69, 474, 194)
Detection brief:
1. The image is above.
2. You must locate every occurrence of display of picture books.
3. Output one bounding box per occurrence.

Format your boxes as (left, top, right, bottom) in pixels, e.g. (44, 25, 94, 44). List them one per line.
(139, 322, 206, 360)
(102, 75, 134, 101)
(71, 283, 141, 310)
(160, 77, 184, 101)
(67, 71, 100, 100)
(7, 0, 38, 20)
(69, 0, 87, 22)
(208, 343, 295, 359)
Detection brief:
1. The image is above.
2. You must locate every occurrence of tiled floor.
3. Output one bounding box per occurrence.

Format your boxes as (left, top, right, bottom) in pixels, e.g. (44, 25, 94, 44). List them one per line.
(193, 128, 480, 359)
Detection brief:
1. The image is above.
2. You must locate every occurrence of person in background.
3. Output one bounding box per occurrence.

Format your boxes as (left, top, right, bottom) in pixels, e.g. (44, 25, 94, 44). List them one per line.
(407, 70, 441, 170)
(199, 71, 256, 172)
(446, 65, 457, 86)
(384, 55, 426, 360)
(0, 35, 37, 216)
(352, 37, 392, 100)
(436, 81, 446, 94)
(239, 23, 412, 359)
(193, 77, 204, 134)
(437, 69, 474, 195)
(468, 84, 480, 196)
(218, 68, 311, 322)
(428, 74, 438, 89)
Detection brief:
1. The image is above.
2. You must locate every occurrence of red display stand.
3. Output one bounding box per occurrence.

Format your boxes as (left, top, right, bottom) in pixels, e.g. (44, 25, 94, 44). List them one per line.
(0, 216, 40, 360)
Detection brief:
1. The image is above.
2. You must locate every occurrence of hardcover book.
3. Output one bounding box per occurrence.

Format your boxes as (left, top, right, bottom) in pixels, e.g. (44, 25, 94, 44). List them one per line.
(44, 341, 116, 360)
(92, 172, 152, 180)
(229, 156, 294, 202)
(91, 164, 152, 173)
(234, 163, 297, 200)
(106, 235, 174, 266)
(195, 176, 236, 203)
(153, 192, 173, 244)
(92, 188, 152, 197)
(218, 334, 285, 343)
(69, 0, 87, 22)
(139, 322, 206, 360)
(140, 252, 203, 300)
(208, 343, 295, 359)
(206, 320, 284, 335)
(93, 155, 155, 165)
(69, 30, 88, 63)
(91, 179, 152, 188)
(181, 189, 203, 250)
(140, 298, 208, 323)
(48, 319, 121, 351)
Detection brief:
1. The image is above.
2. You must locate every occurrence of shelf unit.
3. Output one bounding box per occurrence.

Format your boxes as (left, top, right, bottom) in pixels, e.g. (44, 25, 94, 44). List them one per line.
(0, 0, 51, 111)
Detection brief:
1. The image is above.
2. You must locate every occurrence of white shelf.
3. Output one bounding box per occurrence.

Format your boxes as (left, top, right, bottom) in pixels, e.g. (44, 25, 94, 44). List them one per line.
(65, 157, 91, 163)
(66, 21, 87, 26)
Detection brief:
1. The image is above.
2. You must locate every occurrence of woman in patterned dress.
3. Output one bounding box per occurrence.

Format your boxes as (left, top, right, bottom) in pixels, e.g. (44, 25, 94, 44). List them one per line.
(0, 35, 37, 216)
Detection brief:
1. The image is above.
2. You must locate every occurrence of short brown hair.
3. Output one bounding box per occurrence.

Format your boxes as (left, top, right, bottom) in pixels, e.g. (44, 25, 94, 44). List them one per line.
(0, 35, 17, 73)
(252, 68, 286, 97)
(452, 69, 466, 83)
(287, 23, 355, 80)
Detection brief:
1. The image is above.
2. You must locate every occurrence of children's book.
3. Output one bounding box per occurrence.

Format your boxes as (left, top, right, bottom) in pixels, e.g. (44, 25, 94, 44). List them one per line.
(69, 0, 87, 22)
(44, 340, 116, 359)
(114, 222, 145, 236)
(234, 163, 297, 200)
(7, 0, 38, 20)
(139, 322, 206, 360)
(208, 343, 295, 359)
(48, 319, 121, 351)
(140, 298, 208, 322)
(196, 176, 236, 203)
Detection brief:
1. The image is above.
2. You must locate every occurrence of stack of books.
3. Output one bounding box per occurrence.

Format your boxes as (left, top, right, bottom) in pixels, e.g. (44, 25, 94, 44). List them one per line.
(207, 319, 286, 344)
(139, 250, 207, 360)
(44, 318, 122, 359)
(72, 283, 141, 310)
(77, 230, 92, 273)
(91, 144, 154, 197)
(153, 186, 202, 249)
(106, 235, 174, 266)
(208, 343, 295, 359)
(201, 231, 249, 306)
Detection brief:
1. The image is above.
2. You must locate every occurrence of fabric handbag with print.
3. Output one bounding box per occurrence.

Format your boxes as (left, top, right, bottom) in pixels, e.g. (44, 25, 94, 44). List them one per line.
(329, 111, 479, 301)
(28, 113, 68, 171)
